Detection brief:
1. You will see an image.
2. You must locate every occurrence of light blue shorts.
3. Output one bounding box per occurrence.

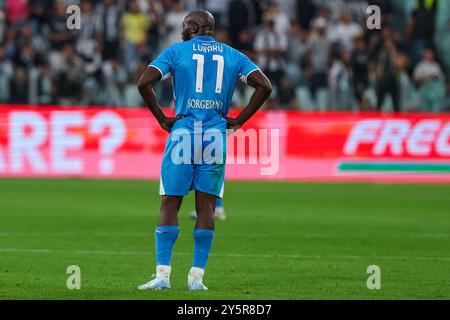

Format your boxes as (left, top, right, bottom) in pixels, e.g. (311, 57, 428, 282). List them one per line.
(159, 131, 226, 198)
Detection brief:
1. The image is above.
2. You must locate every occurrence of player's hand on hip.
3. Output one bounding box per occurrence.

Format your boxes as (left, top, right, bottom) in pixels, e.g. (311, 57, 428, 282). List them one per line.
(222, 116, 242, 131)
(159, 116, 184, 133)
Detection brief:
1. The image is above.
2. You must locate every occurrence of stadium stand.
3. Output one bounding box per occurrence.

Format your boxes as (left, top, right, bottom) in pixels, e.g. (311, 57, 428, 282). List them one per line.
(0, 0, 448, 111)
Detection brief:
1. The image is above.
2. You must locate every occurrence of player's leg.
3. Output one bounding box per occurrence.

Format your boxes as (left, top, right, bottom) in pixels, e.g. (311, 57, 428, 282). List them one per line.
(139, 137, 193, 290)
(154, 195, 183, 276)
(194, 190, 216, 229)
(186, 130, 226, 290)
(188, 163, 225, 289)
(159, 195, 183, 226)
(139, 196, 183, 290)
(188, 190, 216, 290)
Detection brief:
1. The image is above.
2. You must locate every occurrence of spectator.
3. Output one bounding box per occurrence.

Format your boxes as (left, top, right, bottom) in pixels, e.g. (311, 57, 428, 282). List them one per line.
(407, 0, 437, 65)
(295, 0, 316, 30)
(413, 48, 445, 112)
(351, 37, 370, 108)
(329, 49, 354, 110)
(46, 1, 76, 51)
(52, 44, 84, 105)
(397, 52, 419, 112)
(444, 82, 450, 112)
(347, 0, 369, 26)
(270, 0, 296, 19)
(29, 0, 53, 30)
(123, 62, 146, 107)
(102, 56, 129, 105)
(82, 68, 120, 106)
(203, 0, 230, 29)
(254, 17, 288, 103)
(15, 23, 47, 67)
(143, 0, 165, 55)
(17, 22, 46, 51)
(4, 0, 28, 26)
(227, 0, 255, 48)
(8, 66, 29, 104)
(0, 45, 13, 102)
(329, 10, 363, 51)
(375, 29, 401, 112)
(76, 0, 103, 61)
(0, 8, 6, 43)
(36, 64, 54, 105)
(306, 17, 331, 108)
(277, 75, 297, 109)
(265, 1, 291, 35)
(121, 0, 150, 73)
(97, 0, 124, 61)
(234, 28, 255, 58)
(163, 0, 188, 47)
(286, 25, 309, 86)
(15, 44, 40, 69)
(2, 28, 15, 59)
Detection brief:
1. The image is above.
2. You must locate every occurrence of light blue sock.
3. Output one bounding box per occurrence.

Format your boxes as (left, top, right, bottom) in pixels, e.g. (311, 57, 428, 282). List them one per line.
(216, 198, 223, 208)
(193, 229, 215, 269)
(155, 226, 179, 266)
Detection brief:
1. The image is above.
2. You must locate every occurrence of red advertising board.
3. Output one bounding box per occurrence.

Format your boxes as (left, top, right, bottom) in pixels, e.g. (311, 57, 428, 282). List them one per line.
(0, 106, 449, 183)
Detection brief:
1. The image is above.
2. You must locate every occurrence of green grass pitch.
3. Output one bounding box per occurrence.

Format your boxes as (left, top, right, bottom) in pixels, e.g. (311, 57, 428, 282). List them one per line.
(0, 178, 449, 299)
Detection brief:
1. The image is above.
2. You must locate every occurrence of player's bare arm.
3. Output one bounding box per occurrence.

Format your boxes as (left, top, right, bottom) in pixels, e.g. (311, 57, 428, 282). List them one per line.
(137, 67, 183, 133)
(223, 70, 272, 130)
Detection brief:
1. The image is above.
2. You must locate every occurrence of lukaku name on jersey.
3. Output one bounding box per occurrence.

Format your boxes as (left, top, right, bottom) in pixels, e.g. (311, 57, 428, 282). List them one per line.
(192, 43, 224, 53)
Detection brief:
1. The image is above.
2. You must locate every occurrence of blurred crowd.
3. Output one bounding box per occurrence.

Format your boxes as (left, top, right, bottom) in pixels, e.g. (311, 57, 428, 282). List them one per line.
(0, 0, 449, 112)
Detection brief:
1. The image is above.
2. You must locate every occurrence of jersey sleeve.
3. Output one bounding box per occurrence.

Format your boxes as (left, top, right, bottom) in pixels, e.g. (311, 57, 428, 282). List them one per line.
(237, 51, 260, 84)
(149, 46, 175, 79)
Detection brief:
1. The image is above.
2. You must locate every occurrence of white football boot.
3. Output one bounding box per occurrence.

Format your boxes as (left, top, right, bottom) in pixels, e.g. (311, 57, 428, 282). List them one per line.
(188, 267, 208, 291)
(138, 265, 171, 290)
(214, 207, 226, 221)
(189, 207, 226, 221)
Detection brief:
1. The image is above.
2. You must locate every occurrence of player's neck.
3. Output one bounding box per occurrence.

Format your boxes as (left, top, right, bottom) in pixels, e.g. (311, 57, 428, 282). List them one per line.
(195, 32, 215, 39)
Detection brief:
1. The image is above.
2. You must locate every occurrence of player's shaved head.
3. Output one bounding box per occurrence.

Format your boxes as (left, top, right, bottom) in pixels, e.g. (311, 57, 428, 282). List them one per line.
(185, 10, 215, 30)
(181, 10, 215, 41)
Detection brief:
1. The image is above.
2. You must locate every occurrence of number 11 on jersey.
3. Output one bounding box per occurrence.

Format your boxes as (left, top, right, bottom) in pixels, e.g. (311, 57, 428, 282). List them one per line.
(192, 54, 224, 94)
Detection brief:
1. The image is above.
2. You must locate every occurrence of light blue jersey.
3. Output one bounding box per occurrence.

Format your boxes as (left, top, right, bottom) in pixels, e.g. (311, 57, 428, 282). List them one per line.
(151, 35, 259, 198)
(150, 35, 259, 132)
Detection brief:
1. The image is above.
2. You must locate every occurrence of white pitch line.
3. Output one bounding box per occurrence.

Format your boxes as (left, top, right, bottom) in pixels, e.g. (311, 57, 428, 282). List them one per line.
(0, 232, 448, 239)
(0, 247, 450, 262)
